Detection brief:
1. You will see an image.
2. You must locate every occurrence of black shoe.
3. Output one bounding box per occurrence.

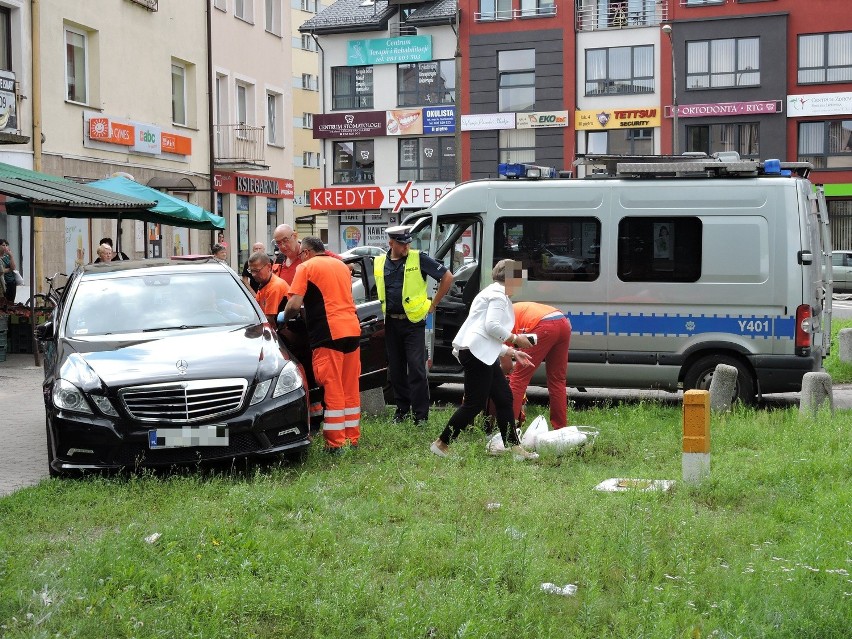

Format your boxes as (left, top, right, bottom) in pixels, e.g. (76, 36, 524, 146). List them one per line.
(392, 412, 410, 424)
(413, 418, 428, 427)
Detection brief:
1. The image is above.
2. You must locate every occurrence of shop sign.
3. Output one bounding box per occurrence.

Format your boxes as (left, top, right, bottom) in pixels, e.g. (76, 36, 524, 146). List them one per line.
(461, 112, 515, 131)
(310, 181, 454, 211)
(133, 123, 161, 154)
(423, 106, 455, 134)
(0, 70, 18, 133)
(347, 36, 431, 66)
(386, 109, 422, 136)
(314, 111, 386, 139)
(575, 107, 660, 130)
(161, 132, 192, 155)
(214, 171, 294, 199)
(670, 100, 781, 118)
(88, 117, 134, 146)
(787, 92, 852, 117)
(516, 110, 570, 129)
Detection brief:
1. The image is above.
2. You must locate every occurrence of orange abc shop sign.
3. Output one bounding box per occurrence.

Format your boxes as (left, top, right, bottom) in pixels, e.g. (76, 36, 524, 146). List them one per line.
(87, 114, 192, 157)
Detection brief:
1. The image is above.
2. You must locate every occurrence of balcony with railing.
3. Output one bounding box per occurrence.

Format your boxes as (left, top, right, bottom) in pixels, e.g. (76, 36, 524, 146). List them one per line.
(213, 124, 269, 171)
(575, 0, 668, 31)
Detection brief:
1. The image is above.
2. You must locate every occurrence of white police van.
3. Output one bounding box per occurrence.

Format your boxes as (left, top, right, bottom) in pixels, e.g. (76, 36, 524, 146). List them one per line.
(406, 153, 832, 403)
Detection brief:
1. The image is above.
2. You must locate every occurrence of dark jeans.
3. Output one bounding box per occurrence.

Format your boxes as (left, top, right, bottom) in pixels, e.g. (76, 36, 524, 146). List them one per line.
(439, 349, 521, 447)
(3, 280, 16, 303)
(385, 316, 429, 421)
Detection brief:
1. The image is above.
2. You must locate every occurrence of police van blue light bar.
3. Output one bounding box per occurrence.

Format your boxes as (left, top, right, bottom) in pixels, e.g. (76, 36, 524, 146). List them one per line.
(498, 162, 558, 179)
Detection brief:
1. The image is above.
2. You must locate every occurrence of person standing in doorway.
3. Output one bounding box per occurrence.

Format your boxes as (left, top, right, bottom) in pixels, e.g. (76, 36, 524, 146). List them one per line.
(1, 239, 18, 304)
(375, 225, 453, 425)
(507, 302, 572, 430)
(284, 237, 361, 453)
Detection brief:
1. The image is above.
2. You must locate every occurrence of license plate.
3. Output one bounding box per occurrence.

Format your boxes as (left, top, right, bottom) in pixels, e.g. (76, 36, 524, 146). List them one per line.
(148, 425, 229, 449)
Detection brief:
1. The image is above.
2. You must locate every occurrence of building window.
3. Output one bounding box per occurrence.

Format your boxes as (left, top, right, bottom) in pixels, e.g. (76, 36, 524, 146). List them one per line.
(301, 35, 317, 51)
(213, 0, 227, 10)
(332, 66, 373, 110)
(686, 123, 759, 158)
(397, 60, 455, 107)
(586, 128, 653, 155)
(477, 0, 512, 21)
(798, 119, 852, 169)
(399, 137, 455, 182)
(495, 217, 601, 283)
(333, 141, 374, 183)
(303, 151, 319, 168)
(235, 0, 253, 22)
(171, 62, 186, 125)
(798, 32, 852, 84)
(618, 217, 703, 283)
(267, 91, 283, 145)
(301, 73, 318, 91)
(0, 8, 10, 71)
(499, 129, 535, 164)
(585, 45, 654, 95)
(265, 0, 281, 35)
(300, 0, 317, 12)
(236, 82, 254, 127)
(686, 37, 760, 89)
(498, 49, 535, 112)
(65, 27, 88, 103)
(518, 0, 556, 18)
(302, 112, 313, 129)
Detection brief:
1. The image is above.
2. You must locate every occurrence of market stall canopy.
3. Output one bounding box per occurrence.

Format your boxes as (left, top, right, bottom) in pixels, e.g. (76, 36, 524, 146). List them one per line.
(87, 176, 225, 230)
(0, 162, 155, 216)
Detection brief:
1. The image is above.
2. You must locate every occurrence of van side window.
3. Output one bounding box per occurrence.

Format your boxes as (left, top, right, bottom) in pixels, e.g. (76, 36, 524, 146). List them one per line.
(617, 217, 702, 282)
(495, 217, 600, 282)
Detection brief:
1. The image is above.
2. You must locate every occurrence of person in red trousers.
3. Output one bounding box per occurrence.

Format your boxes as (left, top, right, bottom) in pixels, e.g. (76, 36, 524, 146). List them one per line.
(508, 302, 571, 429)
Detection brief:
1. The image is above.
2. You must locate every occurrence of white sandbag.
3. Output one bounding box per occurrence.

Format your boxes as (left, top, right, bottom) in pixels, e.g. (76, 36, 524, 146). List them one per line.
(535, 426, 597, 454)
(485, 432, 505, 455)
(520, 415, 549, 449)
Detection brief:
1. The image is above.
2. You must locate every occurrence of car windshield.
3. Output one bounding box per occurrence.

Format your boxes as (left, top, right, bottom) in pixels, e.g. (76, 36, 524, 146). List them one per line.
(64, 271, 259, 336)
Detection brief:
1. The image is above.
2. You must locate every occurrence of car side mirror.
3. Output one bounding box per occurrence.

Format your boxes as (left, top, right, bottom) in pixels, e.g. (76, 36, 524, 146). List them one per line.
(36, 321, 54, 341)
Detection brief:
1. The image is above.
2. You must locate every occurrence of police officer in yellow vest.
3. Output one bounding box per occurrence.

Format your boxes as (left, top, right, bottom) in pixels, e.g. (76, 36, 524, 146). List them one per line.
(375, 225, 454, 425)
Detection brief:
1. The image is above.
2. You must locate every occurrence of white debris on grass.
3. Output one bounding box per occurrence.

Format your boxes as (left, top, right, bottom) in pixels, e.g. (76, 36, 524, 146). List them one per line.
(540, 582, 577, 596)
(144, 532, 162, 544)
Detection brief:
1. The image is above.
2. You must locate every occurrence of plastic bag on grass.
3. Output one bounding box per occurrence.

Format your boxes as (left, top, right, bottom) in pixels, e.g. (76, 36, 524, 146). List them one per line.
(536, 426, 599, 454)
(520, 415, 549, 449)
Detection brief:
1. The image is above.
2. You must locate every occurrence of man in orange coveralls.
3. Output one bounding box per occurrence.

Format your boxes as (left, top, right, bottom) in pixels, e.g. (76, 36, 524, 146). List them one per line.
(508, 302, 572, 429)
(283, 237, 361, 453)
(248, 251, 290, 323)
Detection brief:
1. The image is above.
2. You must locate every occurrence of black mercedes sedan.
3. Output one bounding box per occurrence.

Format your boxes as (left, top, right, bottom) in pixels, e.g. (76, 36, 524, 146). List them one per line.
(38, 259, 311, 476)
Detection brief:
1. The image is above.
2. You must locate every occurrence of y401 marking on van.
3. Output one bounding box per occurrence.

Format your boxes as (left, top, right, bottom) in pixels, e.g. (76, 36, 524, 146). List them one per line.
(737, 319, 771, 334)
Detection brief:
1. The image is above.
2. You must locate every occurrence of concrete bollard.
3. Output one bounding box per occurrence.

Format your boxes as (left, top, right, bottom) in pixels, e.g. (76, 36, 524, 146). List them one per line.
(799, 371, 834, 414)
(839, 328, 852, 363)
(360, 387, 386, 417)
(682, 389, 710, 483)
(709, 363, 738, 413)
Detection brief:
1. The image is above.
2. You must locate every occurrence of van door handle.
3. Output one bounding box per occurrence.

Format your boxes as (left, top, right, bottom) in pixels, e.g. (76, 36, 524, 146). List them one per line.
(798, 250, 813, 265)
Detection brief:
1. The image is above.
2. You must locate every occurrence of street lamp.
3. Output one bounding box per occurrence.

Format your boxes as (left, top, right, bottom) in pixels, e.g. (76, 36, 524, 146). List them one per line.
(661, 24, 678, 155)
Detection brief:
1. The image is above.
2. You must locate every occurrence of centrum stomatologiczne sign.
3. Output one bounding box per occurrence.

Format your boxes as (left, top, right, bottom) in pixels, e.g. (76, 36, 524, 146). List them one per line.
(347, 36, 431, 66)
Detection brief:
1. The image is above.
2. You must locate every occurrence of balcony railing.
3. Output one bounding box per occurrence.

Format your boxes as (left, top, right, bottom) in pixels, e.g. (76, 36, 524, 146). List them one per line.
(214, 124, 268, 170)
(575, 0, 668, 31)
(389, 22, 418, 37)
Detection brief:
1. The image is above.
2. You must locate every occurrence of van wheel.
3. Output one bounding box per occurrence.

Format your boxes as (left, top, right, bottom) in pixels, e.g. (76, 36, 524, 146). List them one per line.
(683, 354, 756, 405)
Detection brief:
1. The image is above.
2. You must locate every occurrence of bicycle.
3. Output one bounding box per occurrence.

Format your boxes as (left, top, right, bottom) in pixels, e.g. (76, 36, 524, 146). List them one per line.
(25, 272, 67, 311)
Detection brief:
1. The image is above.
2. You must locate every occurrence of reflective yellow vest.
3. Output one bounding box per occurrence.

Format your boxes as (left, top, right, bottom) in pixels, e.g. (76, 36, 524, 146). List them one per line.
(374, 250, 430, 322)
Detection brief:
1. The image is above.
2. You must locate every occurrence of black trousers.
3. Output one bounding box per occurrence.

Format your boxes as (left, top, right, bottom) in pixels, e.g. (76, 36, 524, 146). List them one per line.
(439, 349, 520, 447)
(385, 315, 429, 421)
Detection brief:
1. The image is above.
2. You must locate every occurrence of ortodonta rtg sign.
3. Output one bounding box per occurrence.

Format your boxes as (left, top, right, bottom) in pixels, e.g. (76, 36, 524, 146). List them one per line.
(347, 36, 431, 66)
(575, 107, 661, 130)
(311, 182, 454, 213)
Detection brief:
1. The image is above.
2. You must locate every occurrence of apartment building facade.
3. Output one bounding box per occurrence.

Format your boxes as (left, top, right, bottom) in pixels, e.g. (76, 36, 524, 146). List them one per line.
(35, 0, 211, 278)
(299, 0, 458, 252)
(212, 0, 296, 267)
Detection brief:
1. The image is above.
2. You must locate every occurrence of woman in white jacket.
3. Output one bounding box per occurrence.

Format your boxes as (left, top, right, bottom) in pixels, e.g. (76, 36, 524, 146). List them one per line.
(430, 259, 538, 461)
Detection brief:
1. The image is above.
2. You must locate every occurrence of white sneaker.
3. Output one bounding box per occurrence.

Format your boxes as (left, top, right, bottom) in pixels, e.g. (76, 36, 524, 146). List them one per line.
(430, 441, 449, 458)
(511, 445, 539, 462)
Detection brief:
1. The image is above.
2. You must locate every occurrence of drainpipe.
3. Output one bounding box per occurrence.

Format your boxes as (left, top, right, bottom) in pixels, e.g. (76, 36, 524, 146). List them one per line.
(206, 0, 217, 245)
(31, 0, 43, 365)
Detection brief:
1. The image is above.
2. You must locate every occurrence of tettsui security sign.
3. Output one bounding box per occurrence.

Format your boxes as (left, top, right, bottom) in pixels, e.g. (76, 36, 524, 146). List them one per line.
(348, 36, 431, 65)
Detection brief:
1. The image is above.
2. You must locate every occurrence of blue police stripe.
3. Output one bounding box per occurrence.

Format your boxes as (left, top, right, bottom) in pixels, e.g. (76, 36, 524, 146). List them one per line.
(566, 312, 794, 339)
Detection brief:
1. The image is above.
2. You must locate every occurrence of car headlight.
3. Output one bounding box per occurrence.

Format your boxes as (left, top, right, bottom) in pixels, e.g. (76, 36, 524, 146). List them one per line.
(272, 361, 302, 398)
(53, 379, 93, 414)
(91, 395, 119, 417)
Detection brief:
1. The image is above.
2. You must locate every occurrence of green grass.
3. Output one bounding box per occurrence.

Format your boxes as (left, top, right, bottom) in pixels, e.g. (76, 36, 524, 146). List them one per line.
(1, 401, 850, 638)
(825, 317, 852, 383)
